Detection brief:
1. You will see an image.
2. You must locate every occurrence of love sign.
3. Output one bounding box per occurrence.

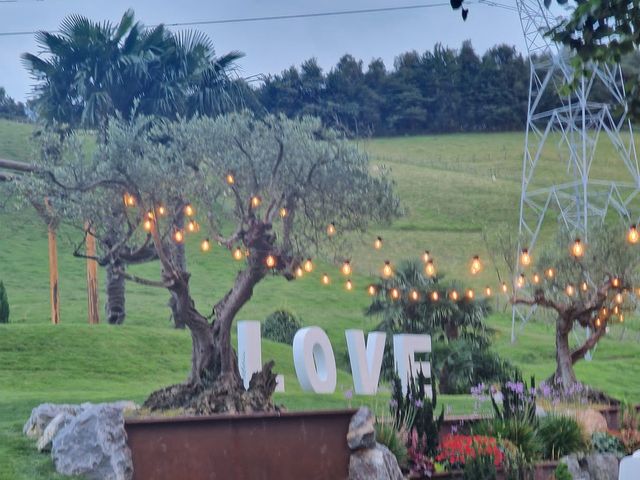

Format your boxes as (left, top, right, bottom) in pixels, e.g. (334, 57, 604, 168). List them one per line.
(237, 321, 432, 396)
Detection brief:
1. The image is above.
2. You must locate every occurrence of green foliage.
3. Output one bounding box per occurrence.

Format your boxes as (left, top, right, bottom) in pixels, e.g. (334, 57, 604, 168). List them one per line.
(553, 462, 572, 480)
(0, 281, 9, 324)
(262, 310, 302, 345)
(463, 454, 497, 480)
(491, 375, 537, 426)
(591, 431, 625, 458)
(500, 443, 535, 480)
(473, 418, 541, 462)
(0, 88, 26, 122)
(537, 415, 586, 460)
(375, 420, 408, 467)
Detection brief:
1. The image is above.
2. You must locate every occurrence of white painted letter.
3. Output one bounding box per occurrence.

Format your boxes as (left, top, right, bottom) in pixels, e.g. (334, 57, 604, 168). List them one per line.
(393, 334, 432, 397)
(237, 321, 263, 390)
(293, 327, 337, 394)
(345, 330, 386, 395)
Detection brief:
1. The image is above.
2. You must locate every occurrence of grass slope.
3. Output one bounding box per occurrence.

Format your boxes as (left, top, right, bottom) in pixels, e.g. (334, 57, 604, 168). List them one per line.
(1, 119, 640, 478)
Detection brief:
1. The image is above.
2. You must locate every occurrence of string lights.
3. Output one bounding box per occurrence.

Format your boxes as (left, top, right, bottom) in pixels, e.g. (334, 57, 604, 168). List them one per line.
(143, 219, 153, 232)
(157, 205, 166, 216)
(184, 204, 195, 217)
(341, 260, 352, 276)
(173, 230, 184, 244)
(201, 239, 211, 252)
(123, 193, 136, 207)
(233, 247, 244, 261)
(450, 290, 459, 301)
(265, 254, 277, 268)
(345, 279, 353, 291)
(425, 260, 436, 277)
(295, 266, 304, 278)
(279, 207, 288, 218)
(322, 273, 330, 285)
(565, 284, 575, 296)
(367, 285, 377, 296)
(390, 288, 400, 300)
(303, 258, 314, 273)
(466, 288, 474, 300)
(422, 250, 431, 263)
(374, 236, 383, 250)
(225, 173, 235, 185)
(571, 238, 585, 258)
(519, 248, 532, 267)
(382, 261, 393, 278)
(327, 223, 336, 236)
(628, 225, 639, 244)
(251, 196, 262, 208)
(470, 255, 482, 275)
(409, 289, 420, 302)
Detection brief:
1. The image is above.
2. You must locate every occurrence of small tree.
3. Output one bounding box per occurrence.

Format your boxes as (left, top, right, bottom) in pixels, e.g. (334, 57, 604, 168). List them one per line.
(511, 225, 640, 390)
(16, 112, 400, 412)
(0, 281, 9, 323)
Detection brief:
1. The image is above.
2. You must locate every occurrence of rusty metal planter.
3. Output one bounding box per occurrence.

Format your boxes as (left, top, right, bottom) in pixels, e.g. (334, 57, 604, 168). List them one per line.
(125, 409, 356, 480)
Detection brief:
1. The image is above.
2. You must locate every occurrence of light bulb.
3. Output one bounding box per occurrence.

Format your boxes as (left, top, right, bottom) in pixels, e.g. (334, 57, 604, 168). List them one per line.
(382, 261, 393, 278)
(595, 317, 602, 328)
(545, 268, 555, 279)
(450, 290, 459, 301)
(327, 223, 336, 236)
(187, 220, 198, 233)
(265, 254, 277, 268)
(409, 289, 419, 302)
(146, 211, 154, 220)
(485, 286, 492, 297)
(581, 281, 588, 292)
(367, 285, 377, 296)
(226, 173, 235, 185)
(303, 258, 314, 273)
(200, 239, 211, 252)
(123, 193, 136, 207)
(615, 292, 624, 304)
(143, 219, 153, 232)
(533, 273, 540, 284)
(571, 238, 584, 258)
(184, 204, 195, 217)
(322, 273, 330, 285)
(342, 260, 352, 276)
(422, 250, 431, 263)
(251, 196, 262, 208)
(345, 279, 353, 291)
(565, 284, 575, 296)
(628, 225, 639, 244)
(157, 205, 166, 216)
(501, 282, 508, 293)
(612, 277, 621, 288)
(233, 247, 244, 261)
(516, 274, 525, 288)
(374, 236, 383, 250)
(390, 288, 400, 300)
(466, 288, 474, 300)
(295, 267, 304, 278)
(431, 291, 439, 301)
(520, 248, 532, 267)
(173, 230, 184, 244)
(425, 260, 436, 277)
(279, 207, 288, 218)
(470, 255, 482, 275)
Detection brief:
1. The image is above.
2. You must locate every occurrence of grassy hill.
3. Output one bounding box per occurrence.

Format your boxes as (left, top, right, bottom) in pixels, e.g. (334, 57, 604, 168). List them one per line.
(2, 119, 640, 479)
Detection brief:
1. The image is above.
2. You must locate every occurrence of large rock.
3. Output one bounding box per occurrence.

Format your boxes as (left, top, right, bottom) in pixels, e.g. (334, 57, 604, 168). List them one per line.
(347, 407, 376, 450)
(23, 403, 81, 439)
(562, 453, 619, 480)
(576, 409, 608, 437)
(52, 404, 133, 480)
(37, 412, 74, 452)
(349, 442, 404, 480)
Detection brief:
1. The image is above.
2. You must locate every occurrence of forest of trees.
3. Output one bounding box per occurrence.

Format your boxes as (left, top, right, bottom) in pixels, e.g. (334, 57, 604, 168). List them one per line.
(0, 87, 27, 121)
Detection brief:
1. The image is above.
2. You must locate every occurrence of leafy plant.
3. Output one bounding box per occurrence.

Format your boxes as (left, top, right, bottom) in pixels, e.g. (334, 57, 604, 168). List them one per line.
(618, 402, 640, 454)
(0, 281, 9, 324)
(491, 374, 537, 426)
(262, 310, 302, 345)
(537, 415, 586, 460)
(472, 418, 541, 461)
(436, 434, 503, 470)
(375, 420, 408, 467)
(463, 453, 498, 480)
(407, 428, 435, 477)
(591, 431, 625, 458)
(553, 462, 572, 480)
(499, 441, 535, 480)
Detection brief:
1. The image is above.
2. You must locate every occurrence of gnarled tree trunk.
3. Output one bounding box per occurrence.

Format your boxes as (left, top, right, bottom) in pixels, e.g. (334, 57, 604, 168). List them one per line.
(105, 260, 126, 325)
(553, 315, 577, 389)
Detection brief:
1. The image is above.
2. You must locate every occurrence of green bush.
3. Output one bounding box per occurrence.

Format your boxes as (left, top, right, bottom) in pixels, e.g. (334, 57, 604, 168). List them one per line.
(537, 415, 586, 460)
(554, 462, 572, 480)
(0, 281, 9, 324)
(591, 431, 625, 457)
(375, 420, 408, 467)
(473, 418, 541, 461)
(262, 310, 302, 345)
(463, 453, 497, 480)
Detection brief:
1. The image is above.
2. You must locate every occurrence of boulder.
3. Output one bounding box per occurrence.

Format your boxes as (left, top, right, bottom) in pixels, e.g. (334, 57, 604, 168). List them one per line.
(37, 412, 74, 452)
(52, 404, 133, 480)
(576, 409, 608, 437)
(23, 403, 81, 439)
(347, 407, 376, 451)
(562, 453, 619, 480)
(349, 442, 404, 480)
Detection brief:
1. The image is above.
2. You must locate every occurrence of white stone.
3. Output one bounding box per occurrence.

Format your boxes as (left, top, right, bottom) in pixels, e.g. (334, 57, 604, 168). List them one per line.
(37, 412, 73, 452)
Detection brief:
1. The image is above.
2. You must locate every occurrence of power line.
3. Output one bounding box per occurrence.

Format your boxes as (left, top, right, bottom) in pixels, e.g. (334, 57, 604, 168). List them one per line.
(0, 2, 457, 37)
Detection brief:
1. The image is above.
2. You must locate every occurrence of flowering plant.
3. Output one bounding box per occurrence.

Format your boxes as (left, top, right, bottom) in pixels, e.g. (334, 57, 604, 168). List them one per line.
(436, 434, 504, 469)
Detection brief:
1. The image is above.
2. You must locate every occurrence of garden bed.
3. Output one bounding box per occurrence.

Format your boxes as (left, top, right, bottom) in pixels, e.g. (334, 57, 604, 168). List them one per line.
(431, 460, 558, 480)
(125, 409, 356, 480)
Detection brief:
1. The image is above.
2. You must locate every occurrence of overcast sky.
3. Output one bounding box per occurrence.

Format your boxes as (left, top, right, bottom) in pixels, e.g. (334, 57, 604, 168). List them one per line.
(0, 0, 534, 102)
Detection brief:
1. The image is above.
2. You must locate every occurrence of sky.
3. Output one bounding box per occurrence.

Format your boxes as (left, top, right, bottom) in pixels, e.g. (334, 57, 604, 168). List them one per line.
(0, 0, 533, 102)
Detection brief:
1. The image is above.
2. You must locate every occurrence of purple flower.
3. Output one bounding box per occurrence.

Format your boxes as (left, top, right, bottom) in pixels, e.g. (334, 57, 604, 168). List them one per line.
(344, 389, 353, 400)
(451, 425, 458, 434)
(415, 399, 424, 408)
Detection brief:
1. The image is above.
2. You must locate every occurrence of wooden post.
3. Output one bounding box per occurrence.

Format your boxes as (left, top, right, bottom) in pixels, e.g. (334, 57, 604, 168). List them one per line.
(85, 222, 100, 324)
(47, 224, 60, 325)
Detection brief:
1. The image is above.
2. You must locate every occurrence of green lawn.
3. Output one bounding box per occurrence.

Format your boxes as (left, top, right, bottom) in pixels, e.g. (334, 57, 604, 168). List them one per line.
(1, 119, 640, 479)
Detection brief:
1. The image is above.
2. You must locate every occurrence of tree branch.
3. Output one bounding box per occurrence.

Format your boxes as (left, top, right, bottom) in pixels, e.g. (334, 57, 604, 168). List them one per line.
(120, 271, 165, 288)
(571, 327, 606, 364)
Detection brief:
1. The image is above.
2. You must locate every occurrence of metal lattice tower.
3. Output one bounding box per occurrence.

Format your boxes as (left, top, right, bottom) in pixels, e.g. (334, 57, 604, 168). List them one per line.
(511, 0, 640, 342)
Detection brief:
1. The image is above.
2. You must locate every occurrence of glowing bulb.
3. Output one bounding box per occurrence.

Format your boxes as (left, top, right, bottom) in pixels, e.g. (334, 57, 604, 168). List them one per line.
(184, 204, 195, 217)
(279, 207, 288, 218)
(382, 261, 393, 278)
(390, 288, 400, 300)
(485, 286, 492, 297)
(600, 307, 608, 318)
(225, 173, 235, 185)
(143, 219, 153, 232)
(367, 285, 377, 296)
(615, 292, 624, 304)
(516, 274, 525, 288)
(322, 273, 330, 285)
(303, 258, 314, 273)
(422, 250, 431, 263)
(466, 288, 475, 300)
(620, 314, 625, 323)
(628, 225, 639, 244)
(431, 291, 439, 302)
(146, 211, 155, 220)
(123, 193, 136, 207)
(295, 266, 304, 278)
(341, 260, 352, 276)
(571, 238, 584, 258)
(374, 236, 383, 250)
(233, 247, 244, 261)
(501, 282, 508, 293)
(470, 255, 482, 275)
(565, 284, 575, 296)
(409, 289, 420, 302)
(425, 260, 436, 277)
(345, 279, 353, 291)
(251, 196, 262, 208)
(545, 268, 555, 279)
(265, 254, 277, 268)
(613, 305, 620, 315)
(612, 277, 621, 288)
(173, 230, 184, 244)
(200, 239, 211, 252)
(327, 223, 336, 236)
(581, 281, 588, 292)
(187, 220, 198, 233)
(450, 290, 459, 301)
(595, 317, 602, 328)
(157, 205, 166, 216)
(520, 248, 532, 267)
(533, 273, 540, 284)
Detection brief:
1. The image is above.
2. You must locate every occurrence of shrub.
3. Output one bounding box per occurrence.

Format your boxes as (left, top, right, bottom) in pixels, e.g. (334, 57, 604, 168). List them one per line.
(375, 420, 408, 467)
(262, 310, 301, 344)
(490, 374, 537, 425)
(436, 434, 503, 470)
(0, 281, 9, 324)
(537, 415, 586, 460)
(554, 463, 572, 480)
(472, 418, 541, 461)
(463, 453, 498, 480)
(591, 431, 625, 458)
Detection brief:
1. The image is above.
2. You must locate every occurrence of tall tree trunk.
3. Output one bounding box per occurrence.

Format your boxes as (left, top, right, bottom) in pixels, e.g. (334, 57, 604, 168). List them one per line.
(105, 260, 126, 325)
(169, 210, 187, 329)
(554, 316, 577, 389)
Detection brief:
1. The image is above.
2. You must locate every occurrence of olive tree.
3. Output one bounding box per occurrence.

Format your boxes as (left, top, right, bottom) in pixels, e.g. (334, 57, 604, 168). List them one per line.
(17, 112, 400, 412)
